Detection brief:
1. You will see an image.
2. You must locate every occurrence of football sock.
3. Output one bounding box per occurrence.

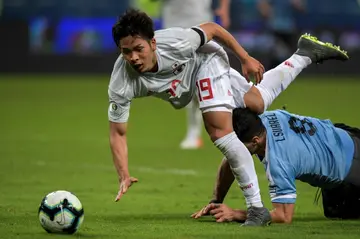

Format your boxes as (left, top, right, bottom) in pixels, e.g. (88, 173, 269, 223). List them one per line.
(256, 54, 311, 111)
(214, 132, 263, 208)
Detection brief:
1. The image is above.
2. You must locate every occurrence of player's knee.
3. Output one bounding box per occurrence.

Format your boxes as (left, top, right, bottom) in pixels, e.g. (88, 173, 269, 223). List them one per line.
(248, 100, 265, 114)
(204, 119, 233, 142)
(278, 214, 293, 224)
(202, 111, 233, 142)
(244, 87, 265, 114)
(207, 129, 233, 142)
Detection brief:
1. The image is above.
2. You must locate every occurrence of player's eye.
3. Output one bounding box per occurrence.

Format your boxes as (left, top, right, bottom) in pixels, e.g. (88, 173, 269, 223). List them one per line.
(135, 47, 144, 52)
(121, 48, 131, 55)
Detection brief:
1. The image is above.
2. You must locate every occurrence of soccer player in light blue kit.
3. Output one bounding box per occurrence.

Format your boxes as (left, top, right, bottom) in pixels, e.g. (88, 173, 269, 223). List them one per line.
(192, 108, 360, 224)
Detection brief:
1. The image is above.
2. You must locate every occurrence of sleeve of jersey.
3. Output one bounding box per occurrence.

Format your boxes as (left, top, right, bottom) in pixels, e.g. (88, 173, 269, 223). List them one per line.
(184, 27, 208, 52)
(108, 89, 131, 123)
(267, 159, 297, 204)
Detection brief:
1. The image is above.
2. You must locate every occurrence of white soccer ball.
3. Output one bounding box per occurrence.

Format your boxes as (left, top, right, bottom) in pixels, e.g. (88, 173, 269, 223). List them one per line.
(38, 190, 84, 234)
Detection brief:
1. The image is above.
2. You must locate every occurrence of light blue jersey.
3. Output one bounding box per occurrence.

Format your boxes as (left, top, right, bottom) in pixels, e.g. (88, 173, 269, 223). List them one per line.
(260, 110, 354, 204)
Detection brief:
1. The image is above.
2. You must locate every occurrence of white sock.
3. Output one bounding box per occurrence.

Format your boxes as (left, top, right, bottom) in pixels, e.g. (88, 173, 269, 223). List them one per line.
(256, 54, 311, 111)
(214, 132, 263, 208)
(185, 98, 202, 140)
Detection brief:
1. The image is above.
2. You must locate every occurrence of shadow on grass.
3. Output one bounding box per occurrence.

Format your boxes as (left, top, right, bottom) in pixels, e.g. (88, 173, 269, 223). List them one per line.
(106, 213, 197, 222)
(105, 213, 244, 226)
(19, 231, 103, 238)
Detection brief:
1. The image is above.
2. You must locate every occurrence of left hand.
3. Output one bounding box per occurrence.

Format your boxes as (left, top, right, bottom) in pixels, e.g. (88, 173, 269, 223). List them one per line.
(241, 56, 265, 84)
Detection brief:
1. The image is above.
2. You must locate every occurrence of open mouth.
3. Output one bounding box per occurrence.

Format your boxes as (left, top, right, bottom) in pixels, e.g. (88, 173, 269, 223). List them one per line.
(133, 64, 143, 70)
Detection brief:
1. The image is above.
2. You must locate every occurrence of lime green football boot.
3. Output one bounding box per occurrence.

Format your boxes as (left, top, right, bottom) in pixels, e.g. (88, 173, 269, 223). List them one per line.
(295, 33, 349, 63)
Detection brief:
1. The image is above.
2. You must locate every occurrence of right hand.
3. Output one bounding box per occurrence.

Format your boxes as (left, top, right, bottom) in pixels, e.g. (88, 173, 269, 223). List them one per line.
(115, 176, 138, 202)
(191, 203, 215, 219)
(241, 55, 265, 84)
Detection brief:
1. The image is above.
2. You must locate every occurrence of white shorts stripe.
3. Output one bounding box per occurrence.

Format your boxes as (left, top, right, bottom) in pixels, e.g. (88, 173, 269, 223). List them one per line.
(272, 194, 297, 200)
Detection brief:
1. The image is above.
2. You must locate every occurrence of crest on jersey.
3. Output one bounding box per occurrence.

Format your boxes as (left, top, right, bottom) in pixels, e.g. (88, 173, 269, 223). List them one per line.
(172, 61, 186, 75)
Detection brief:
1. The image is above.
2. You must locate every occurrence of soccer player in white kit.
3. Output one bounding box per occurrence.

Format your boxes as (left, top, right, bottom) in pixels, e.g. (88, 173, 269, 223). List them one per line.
(108, 9, 348, 226)
(160, 0, 231, 149)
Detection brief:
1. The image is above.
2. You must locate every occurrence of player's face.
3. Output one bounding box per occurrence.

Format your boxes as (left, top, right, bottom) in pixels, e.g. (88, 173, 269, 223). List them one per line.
(247, 133, 266, 156)
(120, 35, 157, 73)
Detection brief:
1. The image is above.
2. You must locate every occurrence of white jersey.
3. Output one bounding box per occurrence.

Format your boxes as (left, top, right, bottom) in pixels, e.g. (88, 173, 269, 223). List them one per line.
(161, 0, 213, 28)
(108, 27, 252, 123)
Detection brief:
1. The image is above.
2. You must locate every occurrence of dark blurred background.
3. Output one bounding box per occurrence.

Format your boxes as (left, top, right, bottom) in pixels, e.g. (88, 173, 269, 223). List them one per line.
(0, 0, 360, 74)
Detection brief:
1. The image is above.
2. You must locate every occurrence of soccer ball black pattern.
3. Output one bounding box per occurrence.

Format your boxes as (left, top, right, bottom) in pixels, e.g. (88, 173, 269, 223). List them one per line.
(38, 190, 84, 234)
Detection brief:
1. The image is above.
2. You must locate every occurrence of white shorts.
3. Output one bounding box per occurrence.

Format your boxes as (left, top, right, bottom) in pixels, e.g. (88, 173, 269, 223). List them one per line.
(195, 49, 252, 112)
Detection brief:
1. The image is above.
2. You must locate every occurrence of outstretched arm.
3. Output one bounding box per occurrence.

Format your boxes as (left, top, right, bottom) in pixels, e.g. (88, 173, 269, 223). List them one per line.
(204, 202, 294, 223)
(110, 122, 138, 201)
(108, 90, 138, 201)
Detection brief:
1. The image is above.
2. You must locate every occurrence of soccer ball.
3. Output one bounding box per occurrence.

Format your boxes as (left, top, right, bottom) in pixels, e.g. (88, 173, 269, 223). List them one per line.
(38, 190, 84, 234)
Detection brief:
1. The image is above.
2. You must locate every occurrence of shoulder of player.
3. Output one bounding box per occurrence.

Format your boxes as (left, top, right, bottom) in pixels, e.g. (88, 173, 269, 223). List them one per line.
(109, 55, 138, 93)
(155, 27, 187, 38)
(155, 27, 193, 50)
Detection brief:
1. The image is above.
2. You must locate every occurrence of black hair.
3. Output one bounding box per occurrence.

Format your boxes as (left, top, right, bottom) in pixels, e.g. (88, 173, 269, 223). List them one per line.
(232, 108, 266, 143)
(112, 9, 155, 47)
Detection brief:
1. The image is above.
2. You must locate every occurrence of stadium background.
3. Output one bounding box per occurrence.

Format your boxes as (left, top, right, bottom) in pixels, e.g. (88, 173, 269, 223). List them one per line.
(1, 0, 360, 238)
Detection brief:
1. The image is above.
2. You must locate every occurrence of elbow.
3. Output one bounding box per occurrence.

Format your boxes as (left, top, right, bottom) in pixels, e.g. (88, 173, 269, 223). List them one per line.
(248, 100, 265, 115)
(201, 22, 220, 29)
(198, 22, 222, 41)
(284, 218, 292, 224)
(276, 215, 293, 224)
(271, 210, 293, 224)
(280, 216, 292, 224)
(244, 92, 265, 114)
(243, 86, 265, 114)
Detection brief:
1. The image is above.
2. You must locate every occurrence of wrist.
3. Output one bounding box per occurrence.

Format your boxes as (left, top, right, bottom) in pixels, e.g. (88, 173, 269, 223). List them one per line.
(119, 171, 130, 180)
(233, 209, 247, 222)
(239, 53, 250, 64)
(209, 199, 223, 204)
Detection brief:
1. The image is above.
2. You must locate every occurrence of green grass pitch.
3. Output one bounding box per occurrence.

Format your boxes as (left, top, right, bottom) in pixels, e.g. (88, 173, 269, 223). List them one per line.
(0, 74, 359, 238)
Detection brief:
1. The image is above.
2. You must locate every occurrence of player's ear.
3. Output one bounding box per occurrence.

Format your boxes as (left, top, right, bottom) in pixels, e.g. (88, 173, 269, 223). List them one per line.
(150, 38, 156, 51)
(252, 136, 261, 146)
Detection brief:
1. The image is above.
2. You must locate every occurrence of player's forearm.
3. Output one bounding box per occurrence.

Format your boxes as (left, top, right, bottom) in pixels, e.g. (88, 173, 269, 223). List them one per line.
(199, 22, 249, 63)
(232, 209, 247, 221)
(110, 132, 130, 179)
(230, 208, 292, 224)
(211, 158, 235, 203)
(270, 207, 293, 224)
